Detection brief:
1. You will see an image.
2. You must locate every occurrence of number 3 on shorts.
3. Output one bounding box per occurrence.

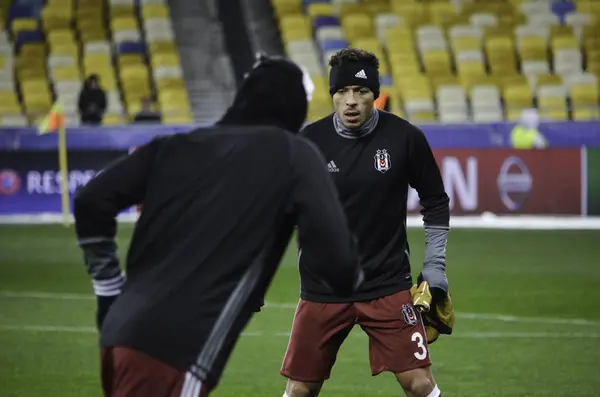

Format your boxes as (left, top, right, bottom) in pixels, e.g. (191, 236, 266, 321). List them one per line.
(411, 331, 428, 360)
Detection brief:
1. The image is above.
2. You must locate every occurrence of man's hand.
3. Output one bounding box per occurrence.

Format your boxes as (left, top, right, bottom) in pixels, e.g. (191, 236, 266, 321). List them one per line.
(96, 295, 118, 330)
(418, 264, 448, 299)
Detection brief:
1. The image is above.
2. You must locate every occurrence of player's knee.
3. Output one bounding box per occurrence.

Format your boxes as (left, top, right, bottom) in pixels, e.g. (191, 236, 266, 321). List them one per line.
(395, 369, 436, 397)
(285, 379, 322, 397)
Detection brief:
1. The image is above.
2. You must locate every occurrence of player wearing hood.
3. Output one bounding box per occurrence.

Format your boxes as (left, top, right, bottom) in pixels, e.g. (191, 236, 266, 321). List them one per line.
(73, 54, 363, 397)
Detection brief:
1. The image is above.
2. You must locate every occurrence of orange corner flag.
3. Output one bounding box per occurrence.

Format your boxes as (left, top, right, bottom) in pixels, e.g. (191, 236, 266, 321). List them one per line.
(38, 102, 65, 135)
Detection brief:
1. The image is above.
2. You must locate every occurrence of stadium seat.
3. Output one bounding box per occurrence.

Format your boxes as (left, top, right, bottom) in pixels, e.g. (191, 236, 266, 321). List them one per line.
(0, 0, 191, 125)
(537, 84, 568, 120)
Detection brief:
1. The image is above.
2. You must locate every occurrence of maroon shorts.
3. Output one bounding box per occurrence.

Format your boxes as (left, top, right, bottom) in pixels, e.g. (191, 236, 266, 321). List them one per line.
(101, 347, 209, 397)
(280, 290, 431, 383)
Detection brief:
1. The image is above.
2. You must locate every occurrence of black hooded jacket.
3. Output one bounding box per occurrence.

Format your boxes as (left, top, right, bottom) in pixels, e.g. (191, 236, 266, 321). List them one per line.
(72, 56, 362, 390)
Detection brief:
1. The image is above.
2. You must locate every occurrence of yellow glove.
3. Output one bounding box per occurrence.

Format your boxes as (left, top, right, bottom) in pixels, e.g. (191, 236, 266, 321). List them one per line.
(410, 281, 455, 344)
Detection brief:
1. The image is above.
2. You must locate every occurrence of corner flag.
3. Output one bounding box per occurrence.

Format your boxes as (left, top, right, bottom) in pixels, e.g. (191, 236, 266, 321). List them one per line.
(38, 102, 70, 226)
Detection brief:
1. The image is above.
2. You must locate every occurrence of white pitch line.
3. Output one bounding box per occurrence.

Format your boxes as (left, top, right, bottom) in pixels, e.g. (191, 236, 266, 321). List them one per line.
(2, 290, 600, 327)
(0, 324, 598, 339)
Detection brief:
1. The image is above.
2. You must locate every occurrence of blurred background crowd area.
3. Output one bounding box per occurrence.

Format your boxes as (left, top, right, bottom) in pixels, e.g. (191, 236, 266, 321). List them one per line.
(0, 0, 598, 128)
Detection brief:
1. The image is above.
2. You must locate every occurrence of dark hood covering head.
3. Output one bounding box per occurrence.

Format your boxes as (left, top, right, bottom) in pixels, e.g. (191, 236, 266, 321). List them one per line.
(218, 53, 308, 133)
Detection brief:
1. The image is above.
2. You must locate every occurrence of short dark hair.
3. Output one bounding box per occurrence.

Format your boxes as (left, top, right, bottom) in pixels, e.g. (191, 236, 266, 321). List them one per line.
(329, 48, 379, 70)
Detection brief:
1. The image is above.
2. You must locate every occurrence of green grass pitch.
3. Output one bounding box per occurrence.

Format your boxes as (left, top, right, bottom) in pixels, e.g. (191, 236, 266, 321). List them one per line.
(1, 224, 599, 396)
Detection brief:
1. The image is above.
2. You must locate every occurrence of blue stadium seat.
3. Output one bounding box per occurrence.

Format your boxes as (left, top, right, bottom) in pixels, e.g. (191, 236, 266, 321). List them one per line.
(118, 41, 146, 55)
(15, 30, 43, 52)
(321, 39, 347, 52)
(313, 15, 339, 30)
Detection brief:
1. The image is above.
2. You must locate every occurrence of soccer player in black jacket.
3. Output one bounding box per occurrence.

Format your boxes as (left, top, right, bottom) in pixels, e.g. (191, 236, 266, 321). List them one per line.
(280, 49, 450, 397)
(73, 55, 363, 397)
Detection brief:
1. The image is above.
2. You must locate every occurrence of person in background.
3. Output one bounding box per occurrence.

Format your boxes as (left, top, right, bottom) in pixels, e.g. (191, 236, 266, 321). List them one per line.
(510, 108, 549, 149)
(133, 97, 161, 124)
(78, 74, 107, 126)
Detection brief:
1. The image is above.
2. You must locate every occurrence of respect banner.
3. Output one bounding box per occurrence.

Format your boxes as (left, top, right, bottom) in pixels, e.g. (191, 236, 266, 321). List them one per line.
(0, 150, 128, 214)
(407, 149, 583, 215)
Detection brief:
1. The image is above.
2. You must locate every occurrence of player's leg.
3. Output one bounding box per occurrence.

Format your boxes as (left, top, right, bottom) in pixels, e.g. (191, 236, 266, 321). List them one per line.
(357, 290, 441, 397)
(100, 346, 208, 397)
(280, 299, 355, 397)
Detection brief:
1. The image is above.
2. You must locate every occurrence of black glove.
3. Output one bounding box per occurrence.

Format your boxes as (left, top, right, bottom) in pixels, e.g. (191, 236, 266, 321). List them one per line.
(417, 273, 447, 301)
(96, 295, 118, 330)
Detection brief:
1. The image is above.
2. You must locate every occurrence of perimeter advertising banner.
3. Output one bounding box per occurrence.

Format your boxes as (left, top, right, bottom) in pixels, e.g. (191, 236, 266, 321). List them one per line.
(0, 150, 128, 214)
(0, 148, 592, 215)
(586, 148, 600, 216)
(407, 148, 583, 215)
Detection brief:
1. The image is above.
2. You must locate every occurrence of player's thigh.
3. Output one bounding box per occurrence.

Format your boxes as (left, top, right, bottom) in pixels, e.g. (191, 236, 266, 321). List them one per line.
(281, 299, 354, 383)
(101, 346, 207, 397)
(356, 290, 432, 376)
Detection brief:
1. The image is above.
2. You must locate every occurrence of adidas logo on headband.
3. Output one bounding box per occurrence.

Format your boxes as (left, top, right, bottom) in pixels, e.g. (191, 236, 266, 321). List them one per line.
(355, 69, 367, 79)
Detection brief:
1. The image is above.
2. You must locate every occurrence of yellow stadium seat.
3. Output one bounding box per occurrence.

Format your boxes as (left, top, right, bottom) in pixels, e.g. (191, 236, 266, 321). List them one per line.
(280, 15, 312, 41)
(151, 53, 181, 68)
(11, 18, 38, 36)
(537, 85, 568, 120)
(47, 29, 76, 45)
(76, 12, 105, 28)
(0, 92, 22, 113)
(84, 53, 111, 68)
(163, 113, 193, 125)
(307, 98, 333, 122)
(52, 66, 81, 82)
(79, 27, 108, 43)
(271, 0, 303, 18)
(280, 14, 310, 33)
(339, 3, 364, 16)
(384, 26, 413, 45)
(577, 1, 600, 15)
(159, 99, 191, 115)
(111, 17, 138, 33)
(307, 3, 335, 19)
(422, 50, 452, 75)
(535, 73, 563, 87)
(390, 1, 428, 27)
(503, 83, 533, 112)
(110, 4, 135, 19)
(156, 77, 185, 91)
(103, 114, 126, 125)
(458, 60, 486, 76)
(485, 36, 517, 75)
(431, 75, 460, 91)
(460, 74, 496, 91)
(141, 4, 170, 19)
(119, 54, 145, 67)
(408, 111, 437, 122)
(451, 36, 481, 52)
(429, 1, 458, 28)
(570, 84, 599, 108)
(573, 108, 600, 120)
(342, 13, 374, 43)
(149, 41, 177, 55)
(41, 6, 73, 31)
(552, 36, 579, 51)
(50, 42, 80, 58)
(517, 37, 548, 62)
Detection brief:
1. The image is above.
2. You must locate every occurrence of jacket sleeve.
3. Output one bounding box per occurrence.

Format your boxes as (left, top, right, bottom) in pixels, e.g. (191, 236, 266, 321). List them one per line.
(73, 137, 162, 296)
(407, 126, 450, 274)
(288, 137, 363, 295)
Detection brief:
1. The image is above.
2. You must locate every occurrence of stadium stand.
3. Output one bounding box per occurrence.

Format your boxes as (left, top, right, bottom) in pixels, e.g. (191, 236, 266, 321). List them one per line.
(271, 0, 600, 123)
(0, 0, 192, 127)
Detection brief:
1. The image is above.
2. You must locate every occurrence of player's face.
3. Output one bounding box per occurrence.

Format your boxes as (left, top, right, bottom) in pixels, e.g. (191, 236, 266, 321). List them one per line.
(333, 85, 375, 129)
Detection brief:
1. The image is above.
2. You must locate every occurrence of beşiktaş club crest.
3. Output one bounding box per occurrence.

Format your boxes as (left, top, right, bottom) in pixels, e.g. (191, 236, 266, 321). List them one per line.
(402, 303, 418, 326)
(374, 149, 391, 173)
